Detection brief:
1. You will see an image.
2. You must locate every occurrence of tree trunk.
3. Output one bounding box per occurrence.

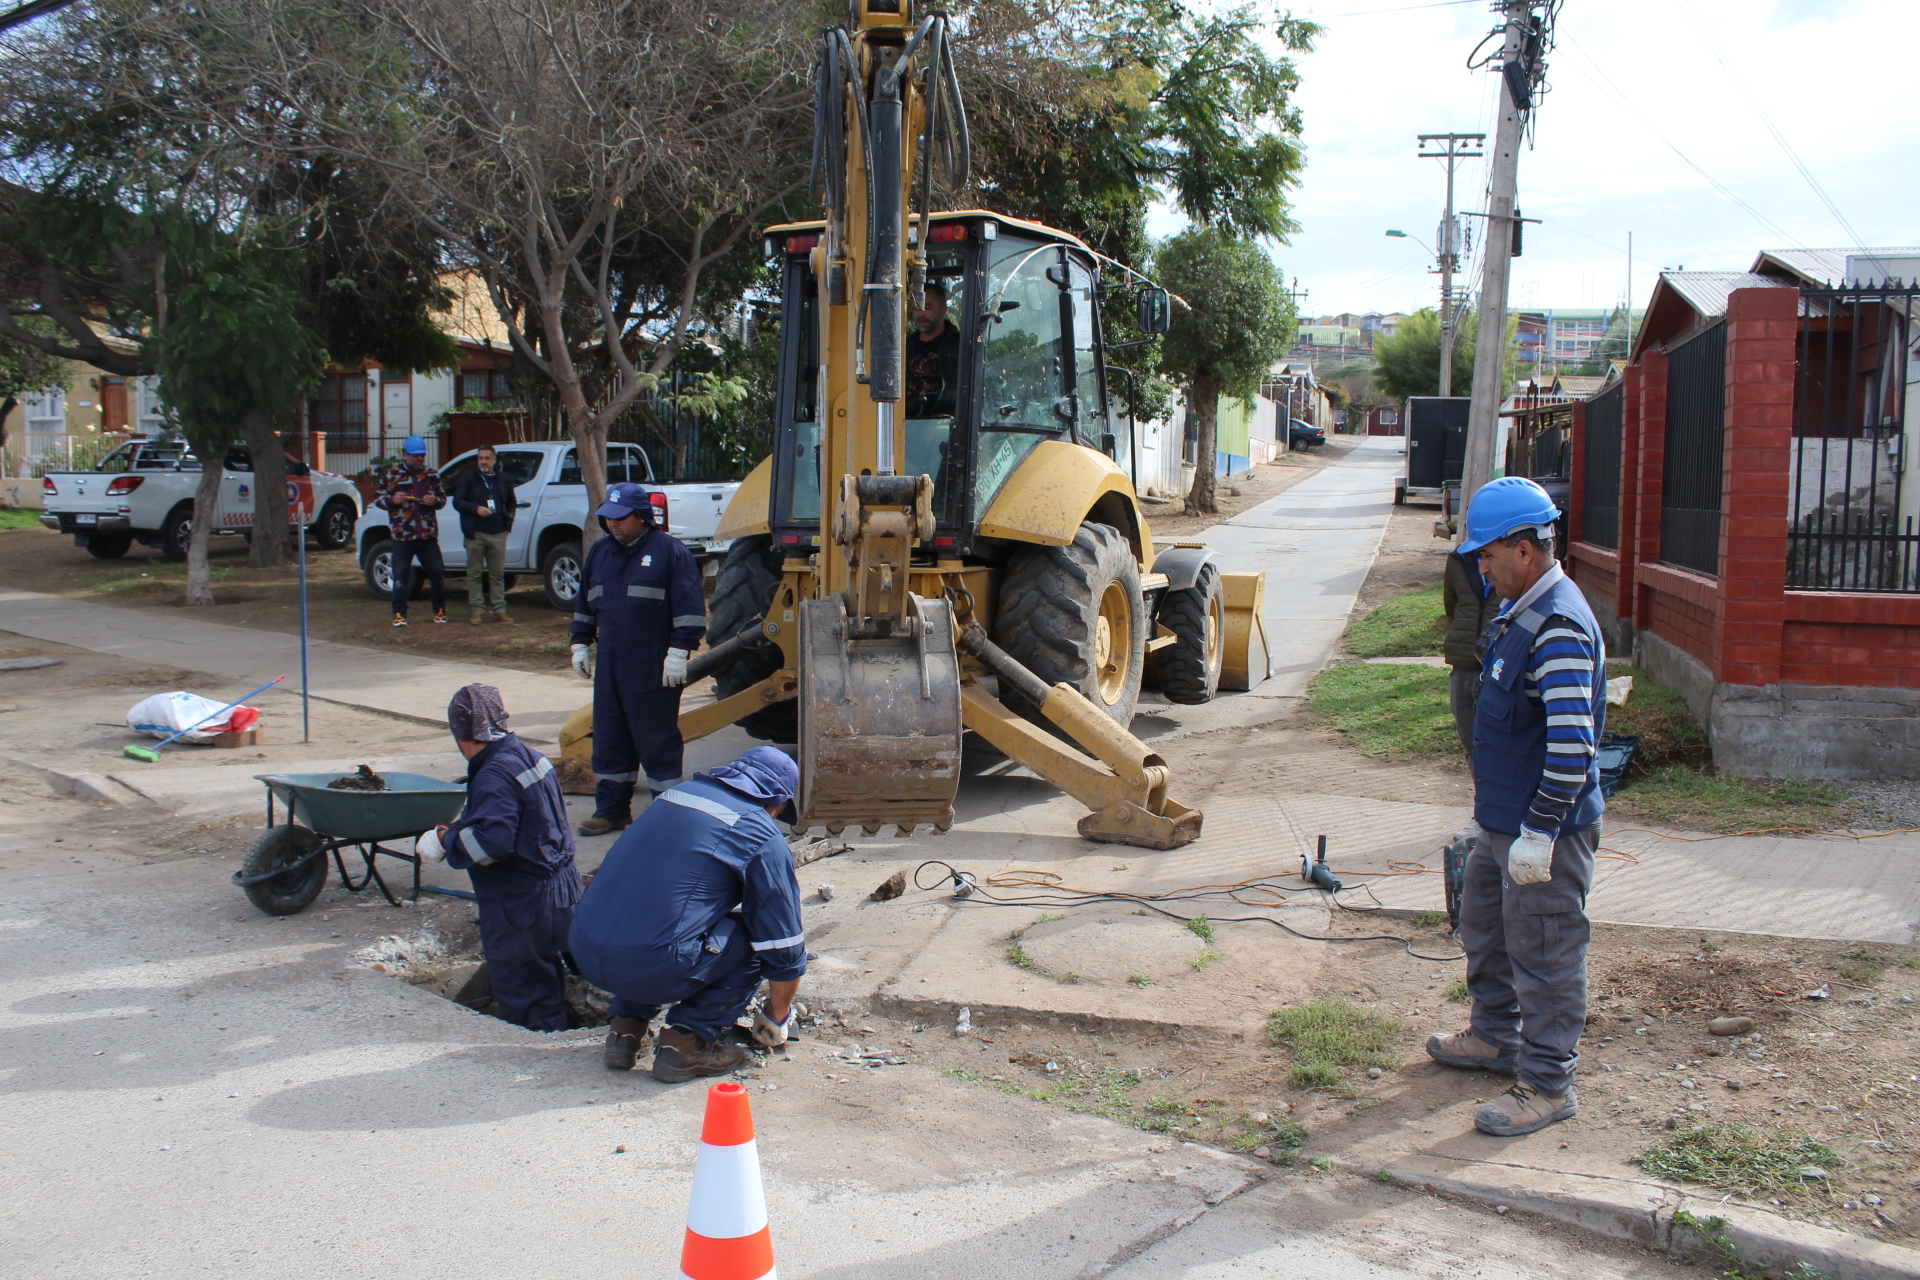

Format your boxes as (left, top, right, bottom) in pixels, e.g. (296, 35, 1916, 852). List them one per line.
(238, 409, 292, 567)
(0, 396, 15, 459)
(1184, 375, 1221, 516)
(185, 461, 223, 605)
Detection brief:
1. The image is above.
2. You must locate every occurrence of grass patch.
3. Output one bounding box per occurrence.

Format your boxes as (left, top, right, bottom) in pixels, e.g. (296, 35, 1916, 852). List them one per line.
(93, 566, 235, 594)
(1190, 949, 1222, 970)
(1634, 1123, 1842, 1196)
(1005, 941, 1043, 972)
(1409, 910, 1448, 928)
(1344, 583, 1446, 658)
(1306, 663, 1457, 760)
(1610, 764, 1847, 834)
(1445, 980, 1471, 1001)
(1837, 950, 1889, 984)
(1127, 973, 1151, 988)
(1267, 1000, 1402, 1088)
(1185, 914, 1215, 943)
(1605, 665, 1711, 772)
(0, 508, 44, 530)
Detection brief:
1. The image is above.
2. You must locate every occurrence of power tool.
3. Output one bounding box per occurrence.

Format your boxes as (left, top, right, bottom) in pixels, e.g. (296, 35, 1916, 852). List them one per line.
(1443, 833, 1474, 933)
(1302, 834, 1343, 893)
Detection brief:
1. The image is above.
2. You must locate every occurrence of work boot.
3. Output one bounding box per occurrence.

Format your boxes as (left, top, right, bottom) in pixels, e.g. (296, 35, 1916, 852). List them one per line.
(603, 1026, 653, 1071)
(576, 815, 629, 838)
(1426, 1029, 1519, 1074)
(469, 613, 485, 625)
(650, 1026, 751, 1083)
(1475, 1081, 1577, 1136)
(493, 611, 512, 624)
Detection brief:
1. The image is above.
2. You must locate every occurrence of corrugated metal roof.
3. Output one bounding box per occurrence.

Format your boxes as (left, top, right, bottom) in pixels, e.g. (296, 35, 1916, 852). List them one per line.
(1754, 248, 1920, 286)
(1660, 271, 1793, 320)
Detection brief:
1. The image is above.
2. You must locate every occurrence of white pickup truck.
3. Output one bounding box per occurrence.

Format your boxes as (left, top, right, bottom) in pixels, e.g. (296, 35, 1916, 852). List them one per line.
(353, 441, 740, 611)
(38, 439, 363, 560)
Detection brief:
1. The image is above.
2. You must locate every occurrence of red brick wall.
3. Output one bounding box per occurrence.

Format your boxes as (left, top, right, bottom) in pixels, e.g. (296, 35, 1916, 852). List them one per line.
(1712, 288, 1796, 685)
(1782, 593, 1920, 689)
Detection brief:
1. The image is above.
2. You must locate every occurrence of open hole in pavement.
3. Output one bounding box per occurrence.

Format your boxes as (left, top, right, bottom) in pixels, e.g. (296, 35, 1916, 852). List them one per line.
(353, 916, 613, 1029)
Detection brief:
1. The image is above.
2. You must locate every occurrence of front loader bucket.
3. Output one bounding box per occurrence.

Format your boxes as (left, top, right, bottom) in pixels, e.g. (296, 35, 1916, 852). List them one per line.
(1218, 570, 1271, 692)
(798, 592, 962, 835)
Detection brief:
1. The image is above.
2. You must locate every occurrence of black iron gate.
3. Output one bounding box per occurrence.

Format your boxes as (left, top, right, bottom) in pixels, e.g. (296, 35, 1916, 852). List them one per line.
(1659, 322, 1727, 576)
(1582, 382, 1623, 550)
(1788, 282, 1918, 591)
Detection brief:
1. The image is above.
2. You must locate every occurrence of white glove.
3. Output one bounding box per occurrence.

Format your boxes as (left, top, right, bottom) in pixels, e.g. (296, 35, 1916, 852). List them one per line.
(662, 647, 690, 687)
(1508, 827, 1555, 885)
(570, 643, 591, 680)
(1453, 819, 1485, 847)
(750, 1005, 797, 1047)
(415, 825, 447, 864)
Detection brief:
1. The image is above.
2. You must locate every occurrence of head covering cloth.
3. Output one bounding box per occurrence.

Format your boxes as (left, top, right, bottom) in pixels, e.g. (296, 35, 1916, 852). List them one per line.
(447, 683, 510, 744)
(704, 745, 800, 826)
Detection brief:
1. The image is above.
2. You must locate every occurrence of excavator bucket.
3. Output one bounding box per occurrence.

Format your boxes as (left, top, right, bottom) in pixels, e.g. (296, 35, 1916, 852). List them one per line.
(797, 591, 962, 835)
(1218, 570, 1272, 692)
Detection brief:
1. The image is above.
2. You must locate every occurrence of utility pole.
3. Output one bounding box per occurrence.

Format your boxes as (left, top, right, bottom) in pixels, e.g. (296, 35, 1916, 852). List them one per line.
(1462, 0, 1552, 514)
(1419, 133, 1485, 398)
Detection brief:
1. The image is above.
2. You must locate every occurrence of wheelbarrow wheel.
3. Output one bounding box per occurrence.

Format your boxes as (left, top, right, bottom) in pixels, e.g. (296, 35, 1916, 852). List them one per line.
(240, 823, 330, 916)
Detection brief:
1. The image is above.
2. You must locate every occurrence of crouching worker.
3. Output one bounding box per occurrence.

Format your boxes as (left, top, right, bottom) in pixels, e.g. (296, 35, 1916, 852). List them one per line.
(417, 684, 583, 1031)
(568, 746, 806, 1083)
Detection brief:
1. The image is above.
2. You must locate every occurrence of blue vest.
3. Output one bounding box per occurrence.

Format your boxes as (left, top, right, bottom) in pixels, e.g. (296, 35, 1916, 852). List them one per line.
(1472, 574, 1607, 837)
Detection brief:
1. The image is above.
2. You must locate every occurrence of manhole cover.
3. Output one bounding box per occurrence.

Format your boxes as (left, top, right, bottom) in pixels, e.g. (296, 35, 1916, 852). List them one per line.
(0, 657, 62, 672)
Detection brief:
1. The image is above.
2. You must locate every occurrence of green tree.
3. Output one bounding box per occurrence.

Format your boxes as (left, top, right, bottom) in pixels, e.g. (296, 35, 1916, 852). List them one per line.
(1154, 228, 1296, 514)
(1369, 308, 1519, 401)
(0, 318, 70, 459)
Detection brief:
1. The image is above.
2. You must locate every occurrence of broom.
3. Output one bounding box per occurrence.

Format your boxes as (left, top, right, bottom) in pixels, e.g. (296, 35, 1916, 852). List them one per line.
(123, 676, 285, 763)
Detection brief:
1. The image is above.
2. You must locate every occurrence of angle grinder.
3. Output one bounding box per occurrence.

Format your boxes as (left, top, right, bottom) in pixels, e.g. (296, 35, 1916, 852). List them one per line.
(1301, 834, 1343, 893)
(1442, 833, 1474, 934)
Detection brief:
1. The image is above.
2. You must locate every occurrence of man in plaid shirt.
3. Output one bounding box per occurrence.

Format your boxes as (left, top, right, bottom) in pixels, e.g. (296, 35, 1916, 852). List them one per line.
(378, 435, 449, 626)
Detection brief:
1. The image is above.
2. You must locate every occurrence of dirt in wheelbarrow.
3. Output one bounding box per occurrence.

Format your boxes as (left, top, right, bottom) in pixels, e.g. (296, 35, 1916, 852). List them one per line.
(326, 765, 387, 792)
(355, 912, 614, 1030)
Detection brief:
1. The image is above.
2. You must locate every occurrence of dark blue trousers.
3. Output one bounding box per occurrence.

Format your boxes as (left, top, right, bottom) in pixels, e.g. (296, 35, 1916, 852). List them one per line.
(574, 919, 763, 1043)
(476, 868, 582, 1032)
(391, 538, 447, 615)
(590, 675, 684, 821)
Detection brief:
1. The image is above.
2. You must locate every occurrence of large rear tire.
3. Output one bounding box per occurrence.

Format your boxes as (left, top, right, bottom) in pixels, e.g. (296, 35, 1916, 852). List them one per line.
(160, 503, 194, 562)
(85, 534, 132, 559)
(706, 535, 796, 743)
(993, 522, 1145, 728)
(1154, 564, 1225, 704)
(238, 824, 329, 916)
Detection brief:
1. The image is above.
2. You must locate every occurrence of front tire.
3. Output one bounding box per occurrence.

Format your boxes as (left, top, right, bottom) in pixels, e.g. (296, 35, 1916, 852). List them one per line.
(706, 535, 796, 743)
(315, 498, 356, 550)
(1155, 564, 1225, 704)
(993, 522, 1145, 728)
(86, 534, 132, 560)
(542, 540, 583, 611)
(238, 824, 329, 916)
(160, 503, 194, 562)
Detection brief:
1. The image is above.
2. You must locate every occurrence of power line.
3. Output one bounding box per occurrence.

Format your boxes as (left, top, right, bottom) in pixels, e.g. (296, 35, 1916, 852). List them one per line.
(1308, 0, 1481, 18)
(1675, 0, 1865, 251)
(0, 0, 74, 35)
(1556, 31, 1809, 252)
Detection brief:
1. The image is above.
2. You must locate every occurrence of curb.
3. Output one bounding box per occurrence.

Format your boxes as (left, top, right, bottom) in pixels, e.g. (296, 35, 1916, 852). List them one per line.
(1379, 1154, 1920, 1280)
(4, 755, 149, 807)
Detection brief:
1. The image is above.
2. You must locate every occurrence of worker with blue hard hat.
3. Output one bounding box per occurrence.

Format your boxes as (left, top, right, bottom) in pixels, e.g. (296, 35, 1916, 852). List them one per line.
(1425, 476, 1606, 1138)
(377, 434, 449, 626)
(568, 479, 706, 837)
(569, 745, 807, 1082)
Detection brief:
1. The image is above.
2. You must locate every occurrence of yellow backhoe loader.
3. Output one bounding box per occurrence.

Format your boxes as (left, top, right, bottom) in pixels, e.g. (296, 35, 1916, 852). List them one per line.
(566, 0, 1269, 849)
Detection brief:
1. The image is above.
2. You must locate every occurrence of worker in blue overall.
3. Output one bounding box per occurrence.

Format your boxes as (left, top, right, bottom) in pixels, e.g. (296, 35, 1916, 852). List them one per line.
(1426, 477, 1605, 1136)
(568, 746, 807, 1083)
(568, 480, 707, 838)
(415, 684, 583, 1032)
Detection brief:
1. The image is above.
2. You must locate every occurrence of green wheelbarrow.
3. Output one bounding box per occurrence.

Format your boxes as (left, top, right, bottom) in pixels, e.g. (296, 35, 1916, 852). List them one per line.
(232, 772, 469, 916)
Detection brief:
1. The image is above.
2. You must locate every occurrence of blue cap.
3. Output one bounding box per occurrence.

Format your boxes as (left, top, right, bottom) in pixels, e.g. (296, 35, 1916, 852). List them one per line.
(704, 745, 800, 826)
(595, 481, 657, 521)
(1459, 476, 1561, 554)
(401, 434, 427, 455)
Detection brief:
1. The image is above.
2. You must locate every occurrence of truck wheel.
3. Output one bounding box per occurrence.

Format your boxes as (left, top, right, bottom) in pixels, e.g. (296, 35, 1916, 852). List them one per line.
(160, 503, 194, 562)
(85, 533, 132, 560)
(542, 540, 584, 611)
(1155, 565, 1225, 705)
(238, 824, 330, 916)
(315, 498, 356, 551)
(993, 521, 1145, 728)
(707, 535, 797, 742)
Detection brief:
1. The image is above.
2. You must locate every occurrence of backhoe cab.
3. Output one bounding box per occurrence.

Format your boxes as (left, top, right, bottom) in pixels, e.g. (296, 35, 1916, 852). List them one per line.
(584, 0, 1270, 848)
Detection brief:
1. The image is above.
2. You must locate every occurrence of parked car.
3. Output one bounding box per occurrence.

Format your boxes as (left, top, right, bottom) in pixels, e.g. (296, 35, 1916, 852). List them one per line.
(1288, 418, 1326, 449)
(353, 441, 741, 611)
(39, 439, 361, 560)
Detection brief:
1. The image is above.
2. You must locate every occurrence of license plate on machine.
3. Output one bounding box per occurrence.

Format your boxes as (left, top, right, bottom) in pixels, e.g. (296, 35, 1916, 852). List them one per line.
(73, 514, 97, 525)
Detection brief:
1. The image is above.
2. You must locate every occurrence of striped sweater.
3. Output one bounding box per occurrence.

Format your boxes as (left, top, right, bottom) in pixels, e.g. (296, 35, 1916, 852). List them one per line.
(1498, 565, 1602, 833)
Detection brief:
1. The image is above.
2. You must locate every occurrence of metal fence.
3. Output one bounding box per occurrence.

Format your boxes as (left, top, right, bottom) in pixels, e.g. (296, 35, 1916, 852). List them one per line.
(1787, 281, 1917, 591)
(1582, 382, 1623, 550)
(1659, 321, 1727, 576)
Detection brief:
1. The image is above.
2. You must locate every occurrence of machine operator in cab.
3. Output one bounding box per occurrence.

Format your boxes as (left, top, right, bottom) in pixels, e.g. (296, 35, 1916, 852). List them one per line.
(569, 481, 706, 838)
(905, 280, 961, 418)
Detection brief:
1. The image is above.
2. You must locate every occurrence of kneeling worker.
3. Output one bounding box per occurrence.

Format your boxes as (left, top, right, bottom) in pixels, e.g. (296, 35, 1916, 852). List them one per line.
(418, 684, 583, 1031)
(568, 746, 806, 1083)
(1426, 477, 1604, 1136)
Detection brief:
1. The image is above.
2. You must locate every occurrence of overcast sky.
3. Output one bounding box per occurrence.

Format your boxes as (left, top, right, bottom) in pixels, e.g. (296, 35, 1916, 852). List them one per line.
(1151, 0, 1920, 318)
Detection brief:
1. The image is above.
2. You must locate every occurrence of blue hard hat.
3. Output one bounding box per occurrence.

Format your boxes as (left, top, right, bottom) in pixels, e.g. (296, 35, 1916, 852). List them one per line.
(595, 481, 658, 521)
(705, 746, 801, 826)
(1459, 476, 1561, 554)
(401, 434, 427, 455)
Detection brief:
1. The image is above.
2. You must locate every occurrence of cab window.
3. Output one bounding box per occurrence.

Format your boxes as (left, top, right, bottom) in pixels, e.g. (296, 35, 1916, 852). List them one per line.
(975, 235, 1071, 512)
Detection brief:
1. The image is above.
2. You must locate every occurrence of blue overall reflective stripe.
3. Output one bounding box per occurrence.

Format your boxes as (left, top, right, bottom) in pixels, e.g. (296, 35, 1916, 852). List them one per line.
(1471, 575, 1606, 839)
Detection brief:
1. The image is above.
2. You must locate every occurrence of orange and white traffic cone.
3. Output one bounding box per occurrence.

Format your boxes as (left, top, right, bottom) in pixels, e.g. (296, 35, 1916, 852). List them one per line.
(679, 1081, 776, 1280)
